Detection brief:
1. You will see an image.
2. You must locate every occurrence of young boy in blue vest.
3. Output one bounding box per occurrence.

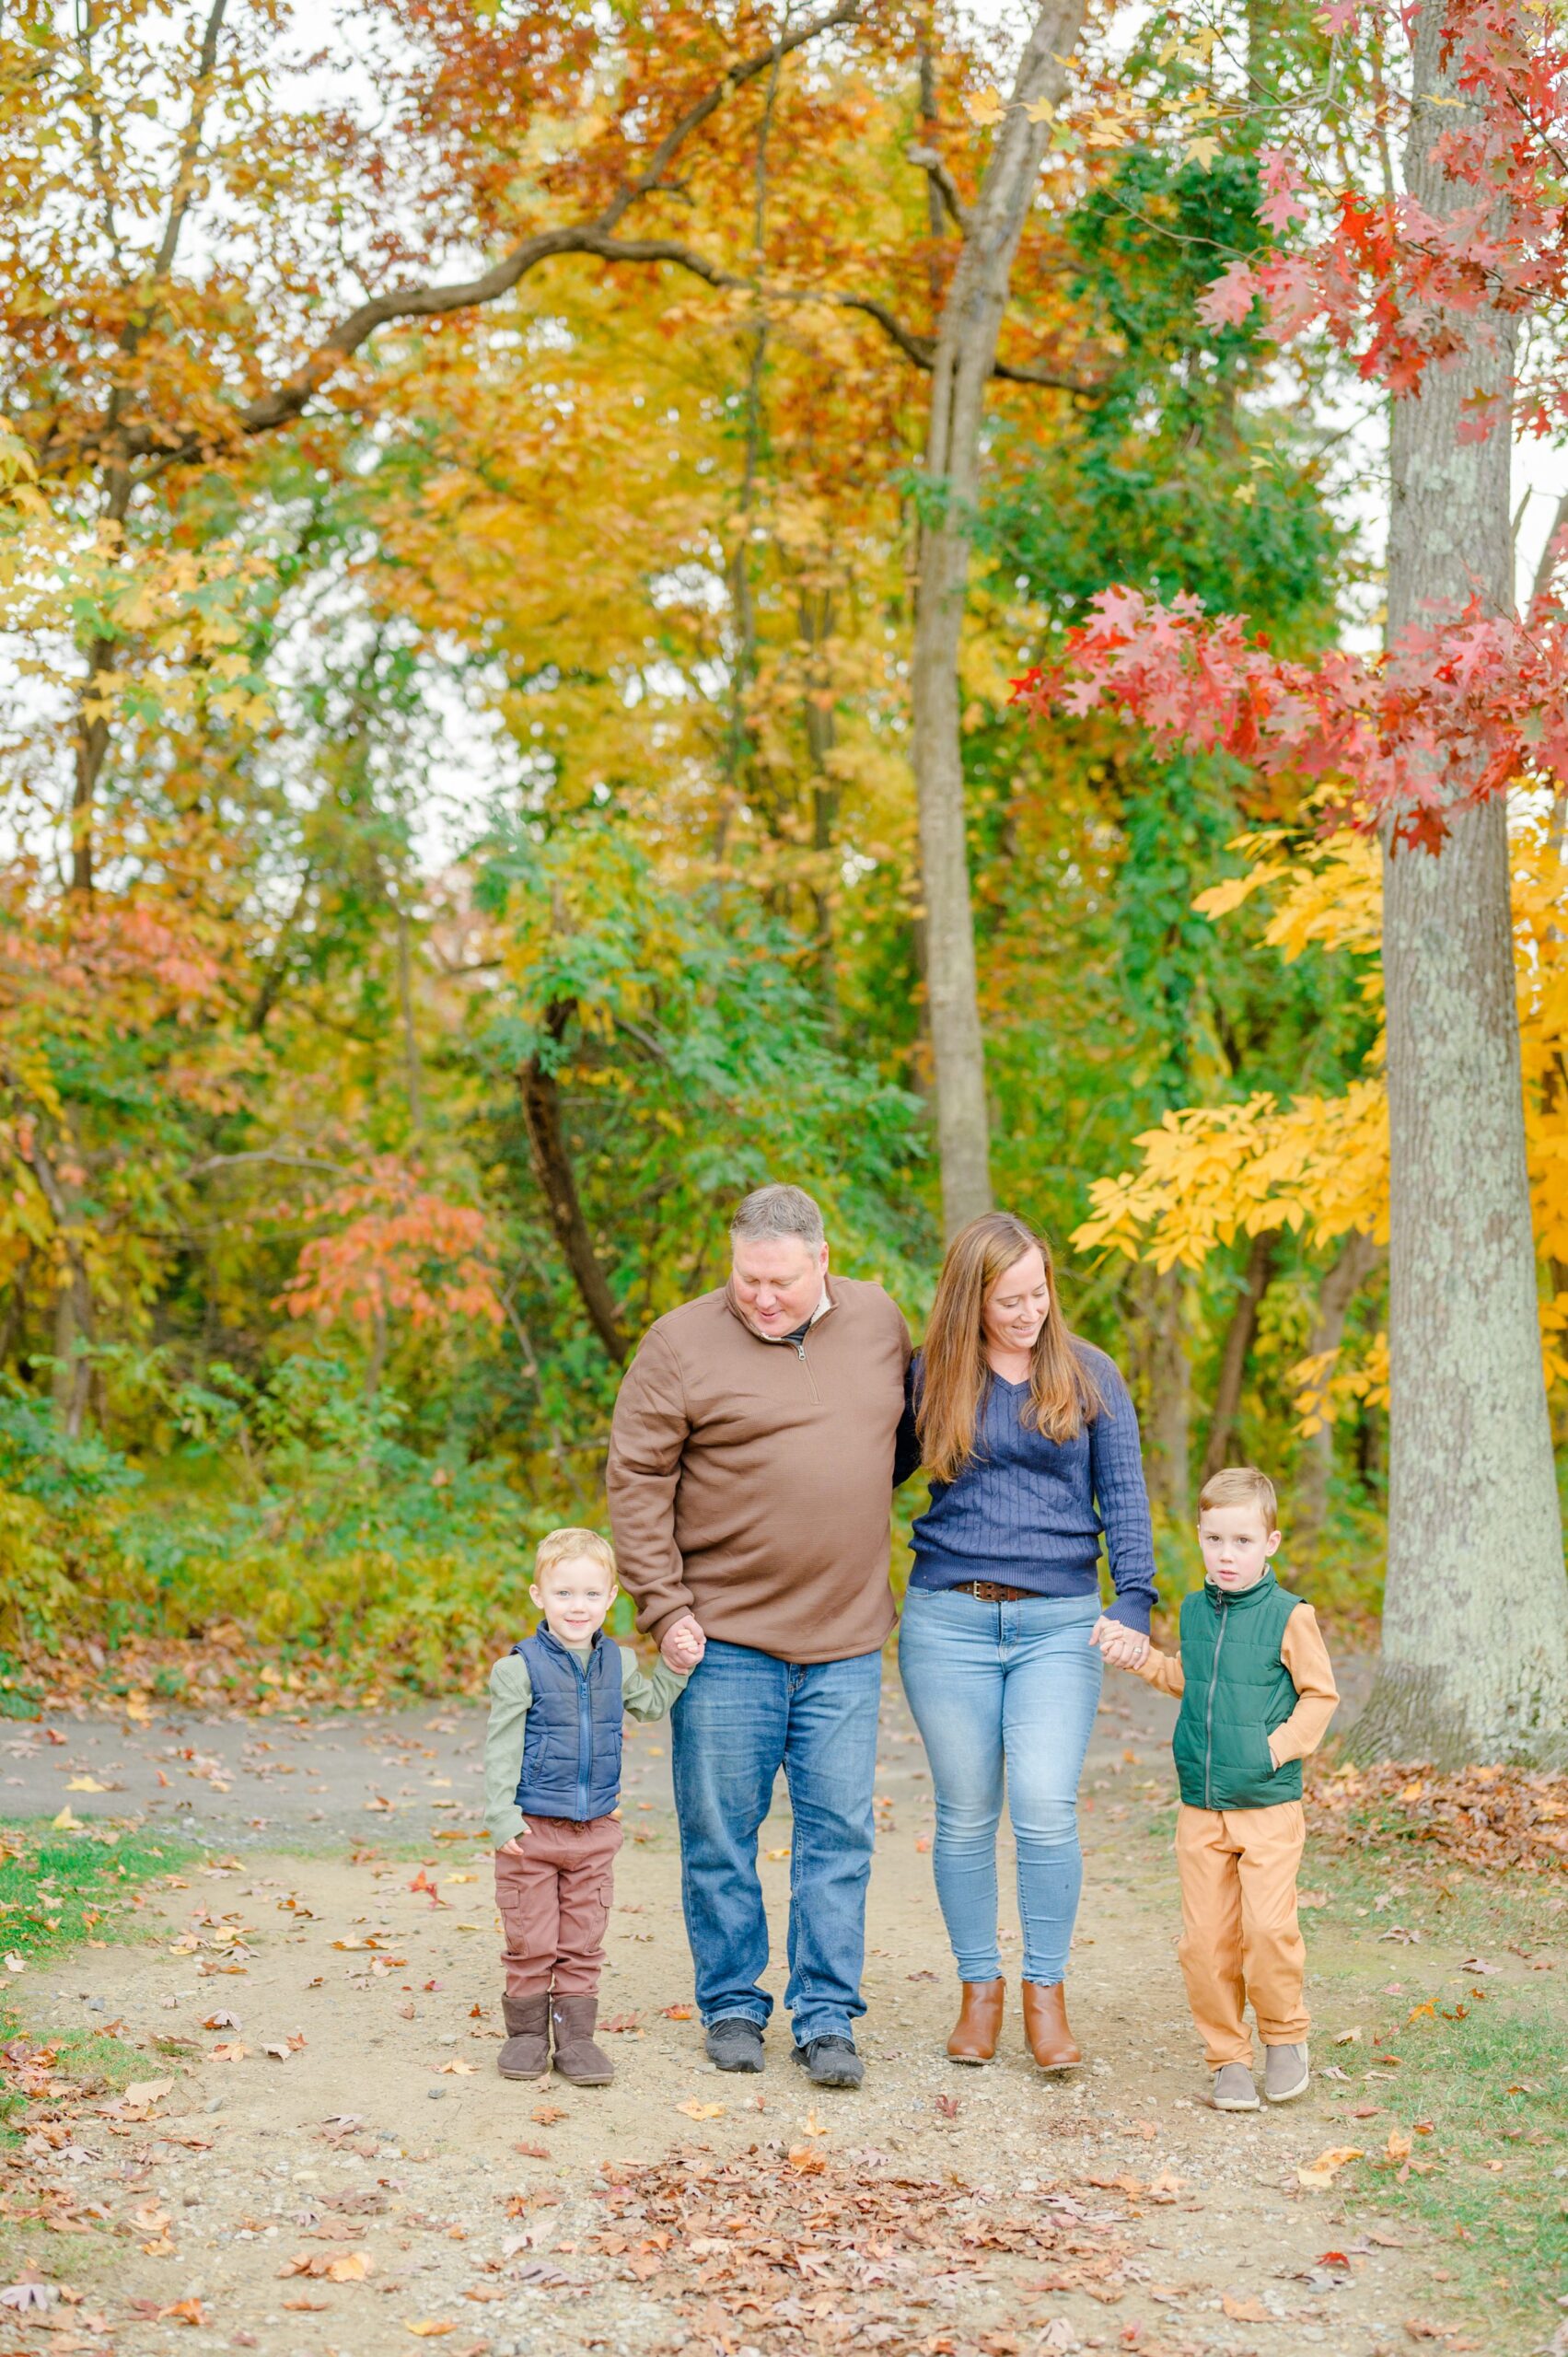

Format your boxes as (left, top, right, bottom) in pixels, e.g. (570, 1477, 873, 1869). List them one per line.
(1109, 1467, 1338, 2112)
(484, 1527, 701, 2085)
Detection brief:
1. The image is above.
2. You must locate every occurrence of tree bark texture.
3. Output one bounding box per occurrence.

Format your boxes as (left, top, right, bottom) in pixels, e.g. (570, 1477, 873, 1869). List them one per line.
(1357, 6, 1568, 1766)
(519, 1004, 628, 1366)
(1202, 1228, 1278, 1482)
(1131, 1260, 1191, 1517)
(911, 0, 1085, 1239)
(1295, 1231, 1383, 1555)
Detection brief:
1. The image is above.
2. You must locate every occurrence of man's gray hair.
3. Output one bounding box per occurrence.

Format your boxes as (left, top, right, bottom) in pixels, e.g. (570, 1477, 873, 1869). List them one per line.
(729, 1183, 825, 1251)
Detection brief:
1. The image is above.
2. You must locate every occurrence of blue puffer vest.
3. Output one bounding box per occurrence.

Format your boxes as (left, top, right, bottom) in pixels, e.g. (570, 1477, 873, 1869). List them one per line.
(511, 1627, 622, 1822)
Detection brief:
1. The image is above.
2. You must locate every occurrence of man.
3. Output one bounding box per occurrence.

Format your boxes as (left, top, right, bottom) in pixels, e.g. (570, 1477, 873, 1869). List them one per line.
(606, 1183, 912, 2088)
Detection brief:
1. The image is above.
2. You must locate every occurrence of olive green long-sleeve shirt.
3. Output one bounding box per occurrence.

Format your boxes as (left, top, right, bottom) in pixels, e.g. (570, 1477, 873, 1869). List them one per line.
(483, 1645, 687, 1850)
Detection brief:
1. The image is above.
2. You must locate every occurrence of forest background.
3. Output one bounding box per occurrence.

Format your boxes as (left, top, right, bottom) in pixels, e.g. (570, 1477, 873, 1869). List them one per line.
(2, 0, 1563, 1731)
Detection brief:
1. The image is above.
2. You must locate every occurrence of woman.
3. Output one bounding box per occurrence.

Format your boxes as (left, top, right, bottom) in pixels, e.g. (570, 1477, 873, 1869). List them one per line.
(898, 1212, 1156, 2071)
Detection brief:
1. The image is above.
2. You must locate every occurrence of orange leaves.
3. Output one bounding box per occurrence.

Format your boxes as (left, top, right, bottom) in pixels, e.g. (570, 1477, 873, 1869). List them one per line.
(278, 1159, 502, 1339)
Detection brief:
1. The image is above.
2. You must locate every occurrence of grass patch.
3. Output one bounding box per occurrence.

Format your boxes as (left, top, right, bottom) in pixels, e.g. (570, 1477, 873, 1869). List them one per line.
(0, 1823, 198, 2132)
(1306, 1842, 1568, 1954)
(1334, 1993, 1568, 2336)
(0, 1826, 193, 1969)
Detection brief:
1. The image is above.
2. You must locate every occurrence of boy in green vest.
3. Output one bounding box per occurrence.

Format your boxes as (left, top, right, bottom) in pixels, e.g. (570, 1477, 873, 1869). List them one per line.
(1120, 1466, 1338, 2111)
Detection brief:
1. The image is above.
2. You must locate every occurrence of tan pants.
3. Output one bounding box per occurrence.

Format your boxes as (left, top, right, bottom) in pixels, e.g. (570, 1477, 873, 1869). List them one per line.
(1175, 1801, 1307, 2066)
(494, 1814, 623, 2000)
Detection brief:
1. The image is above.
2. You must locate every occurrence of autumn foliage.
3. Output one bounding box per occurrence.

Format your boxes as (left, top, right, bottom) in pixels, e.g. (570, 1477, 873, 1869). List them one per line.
(1012, 576, 1568, 850)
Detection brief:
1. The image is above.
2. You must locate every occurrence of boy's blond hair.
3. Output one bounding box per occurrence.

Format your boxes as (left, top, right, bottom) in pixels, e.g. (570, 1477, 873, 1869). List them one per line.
(534, 1527, 617, 1585)
(1197, 1465, 1279, 1531)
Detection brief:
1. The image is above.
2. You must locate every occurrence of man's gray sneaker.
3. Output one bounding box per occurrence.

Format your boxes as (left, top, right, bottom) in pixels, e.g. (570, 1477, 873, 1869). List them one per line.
(1263, 2042, 1309, 2102)
(705, 2016, 764, 2073)
(793, 2036, 864, 2089)
(1212, 2061, 1260, 2111)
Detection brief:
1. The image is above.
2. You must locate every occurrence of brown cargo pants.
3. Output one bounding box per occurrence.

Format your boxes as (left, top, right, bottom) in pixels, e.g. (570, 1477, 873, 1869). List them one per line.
(494, 1813, 624, 1999)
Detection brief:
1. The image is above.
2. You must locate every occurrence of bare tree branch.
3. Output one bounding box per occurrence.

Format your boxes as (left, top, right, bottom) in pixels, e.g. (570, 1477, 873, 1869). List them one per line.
(147, 0, 229, 286)
(905, 144, 970, 235)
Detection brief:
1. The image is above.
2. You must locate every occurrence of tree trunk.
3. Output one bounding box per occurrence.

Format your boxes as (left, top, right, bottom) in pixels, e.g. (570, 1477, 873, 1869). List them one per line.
(1202, 1228, 1278, 1482)
(1132, 1261, 1191, 1517)
(1295, 1231, 1383, 1558)
(518, 1003, 628, 1365)
(1354, 10, 1568, 1767)
(911, 0, 1085, 1238)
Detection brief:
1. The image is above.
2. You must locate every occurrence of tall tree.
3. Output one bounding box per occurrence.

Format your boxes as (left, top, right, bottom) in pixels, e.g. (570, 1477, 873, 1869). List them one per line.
(1360, 9, 1564, 1764)
(1017, 0, 1568, 1761)
(911, 0, 1086, 1237)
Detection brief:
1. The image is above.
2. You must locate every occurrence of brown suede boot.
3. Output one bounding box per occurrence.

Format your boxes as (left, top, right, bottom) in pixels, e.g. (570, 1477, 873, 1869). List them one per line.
(947, 1979, 1005, 2063)
(497, 1992, 549, 2080)
(550, 1993, 613, 2086)
(1021, 1980, 1082, 2070)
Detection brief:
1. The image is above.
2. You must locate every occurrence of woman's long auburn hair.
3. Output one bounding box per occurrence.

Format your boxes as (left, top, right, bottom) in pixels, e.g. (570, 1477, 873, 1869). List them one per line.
(916, 1213, 1106, 1483)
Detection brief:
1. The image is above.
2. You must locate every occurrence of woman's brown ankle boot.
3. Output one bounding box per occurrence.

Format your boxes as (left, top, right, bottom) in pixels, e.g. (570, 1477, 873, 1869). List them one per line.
(1021, 1980, 1082, 2070)
(947, 1979, 1005, 2063)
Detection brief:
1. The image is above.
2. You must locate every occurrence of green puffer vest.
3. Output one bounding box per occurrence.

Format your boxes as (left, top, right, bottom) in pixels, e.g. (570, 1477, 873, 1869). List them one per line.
(1170, 1571, 1303, 1812)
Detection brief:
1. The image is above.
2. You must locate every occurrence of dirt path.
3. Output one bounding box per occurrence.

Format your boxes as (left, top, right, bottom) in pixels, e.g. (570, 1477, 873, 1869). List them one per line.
(4, 1671, 1501, 2357)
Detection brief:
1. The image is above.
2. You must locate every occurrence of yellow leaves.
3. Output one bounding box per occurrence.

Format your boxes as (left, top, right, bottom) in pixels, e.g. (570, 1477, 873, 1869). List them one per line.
(1296, 2145, 1363, 2189)
(1184, 135, 1223, 168)
(676, 2099, 726, 2119)
(966, 87, 1005, 125)
(1101, 805, 1568, 1425)
(1072, 1087, 1389, 1272)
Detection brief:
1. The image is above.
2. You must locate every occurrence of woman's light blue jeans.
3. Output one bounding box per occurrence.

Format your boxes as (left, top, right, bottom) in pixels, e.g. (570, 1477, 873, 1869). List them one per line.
(898, 1588, 1102, 1986)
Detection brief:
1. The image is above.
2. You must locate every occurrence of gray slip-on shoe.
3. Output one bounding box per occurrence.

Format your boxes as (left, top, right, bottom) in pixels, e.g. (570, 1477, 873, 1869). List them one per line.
(1212, 2061, 1260, 2111)
(705, 2016, 765, 2073)
(793, 2035, 864, 2089)
(1264, 2041, 1310, 2101)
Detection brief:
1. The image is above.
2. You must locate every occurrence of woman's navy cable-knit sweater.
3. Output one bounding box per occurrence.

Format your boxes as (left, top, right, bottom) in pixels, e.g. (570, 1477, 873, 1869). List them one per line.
(896, 1343, 1157, 1631)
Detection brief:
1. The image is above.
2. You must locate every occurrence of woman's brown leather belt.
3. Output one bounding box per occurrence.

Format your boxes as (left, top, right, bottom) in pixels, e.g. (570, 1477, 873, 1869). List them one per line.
(948, 1579, 1036, 1602)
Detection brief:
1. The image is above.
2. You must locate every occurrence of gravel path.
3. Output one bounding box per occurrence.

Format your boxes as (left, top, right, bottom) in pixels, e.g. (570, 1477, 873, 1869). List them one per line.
(4, 1659, 1473, 2357)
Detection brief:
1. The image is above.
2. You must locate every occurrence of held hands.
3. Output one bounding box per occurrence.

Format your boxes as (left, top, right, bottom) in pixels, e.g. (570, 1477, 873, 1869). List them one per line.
(660, 1614, 707, 1674)
(1089, 1614, 1150, 1673)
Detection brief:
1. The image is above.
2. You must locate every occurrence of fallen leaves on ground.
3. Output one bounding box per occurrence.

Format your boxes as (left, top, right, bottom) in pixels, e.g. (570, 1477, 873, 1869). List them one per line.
(588, 2147, 1144, 2353)
(1309, 1758, 1568, 1875)
(1223, 2295, 1272, 2321)
(281, 2248, 375, 2282)
(0, 2277, 58, 2312)
(531, 2102, 567, 2124)
(1297, 2145, 1363, 2189)
(676, 2099, 726, 2119)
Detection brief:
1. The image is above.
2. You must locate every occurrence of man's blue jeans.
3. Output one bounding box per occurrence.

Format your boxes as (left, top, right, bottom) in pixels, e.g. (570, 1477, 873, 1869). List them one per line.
(670, 1639, 881, 2047)
(898, 1588, 1102, 1986)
